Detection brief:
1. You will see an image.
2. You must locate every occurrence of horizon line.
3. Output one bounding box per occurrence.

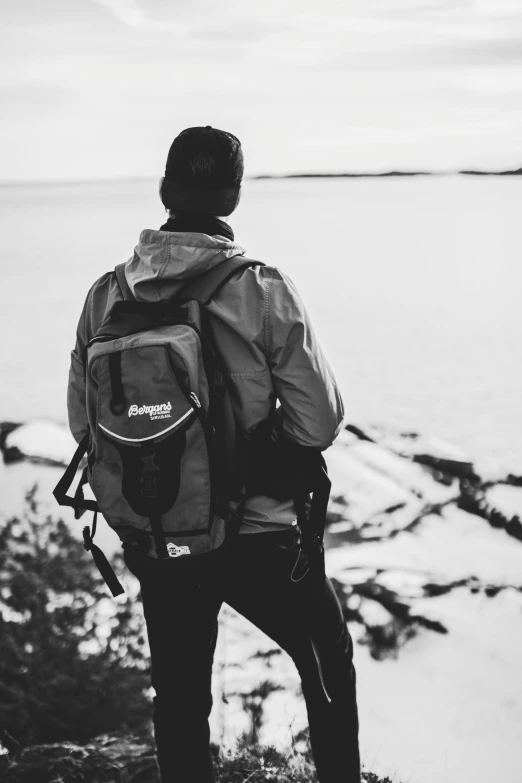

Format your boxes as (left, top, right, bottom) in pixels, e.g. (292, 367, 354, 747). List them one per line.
(0, 167, 521, 188)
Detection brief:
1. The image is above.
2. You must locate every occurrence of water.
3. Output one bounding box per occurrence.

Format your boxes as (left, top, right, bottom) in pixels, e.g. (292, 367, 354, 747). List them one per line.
(0, 175, 520, 468)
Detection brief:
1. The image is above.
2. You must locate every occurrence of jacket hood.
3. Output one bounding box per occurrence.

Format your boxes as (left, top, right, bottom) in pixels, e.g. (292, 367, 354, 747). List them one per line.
(125, 229, 246, 302)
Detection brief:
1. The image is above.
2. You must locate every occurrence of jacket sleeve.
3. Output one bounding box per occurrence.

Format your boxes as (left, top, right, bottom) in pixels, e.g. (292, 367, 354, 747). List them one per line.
(67, 290, 92, 444)
(266, 269, 344, 449)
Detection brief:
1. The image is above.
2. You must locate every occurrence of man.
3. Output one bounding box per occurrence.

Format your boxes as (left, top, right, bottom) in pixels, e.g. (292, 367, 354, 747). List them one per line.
(67, 126, 360, 783)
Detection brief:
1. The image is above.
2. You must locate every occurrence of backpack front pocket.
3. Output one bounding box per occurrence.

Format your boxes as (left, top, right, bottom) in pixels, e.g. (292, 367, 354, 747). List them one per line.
(90, 342, 211, 538)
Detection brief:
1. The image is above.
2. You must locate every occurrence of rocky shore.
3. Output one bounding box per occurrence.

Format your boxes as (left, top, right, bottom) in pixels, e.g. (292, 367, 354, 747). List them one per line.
(1, 418, 522, 782)
(1, 417, 522, 664)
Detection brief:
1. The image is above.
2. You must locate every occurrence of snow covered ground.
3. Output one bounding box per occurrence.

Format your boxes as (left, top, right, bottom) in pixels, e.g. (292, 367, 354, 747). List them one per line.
(1, 419, 522, 783)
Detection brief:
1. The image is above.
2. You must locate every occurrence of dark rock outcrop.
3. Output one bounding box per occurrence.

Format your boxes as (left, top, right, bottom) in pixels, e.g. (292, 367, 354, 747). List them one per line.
(0, 731, 159, 783)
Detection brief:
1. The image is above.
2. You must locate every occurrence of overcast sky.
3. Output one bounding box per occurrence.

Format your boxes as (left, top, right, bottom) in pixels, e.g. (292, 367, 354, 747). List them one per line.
(1, 0, 521, 181)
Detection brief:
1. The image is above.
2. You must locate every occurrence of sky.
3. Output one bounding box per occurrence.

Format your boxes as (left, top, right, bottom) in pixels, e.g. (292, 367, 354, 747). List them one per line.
(1, 0, 521, 180)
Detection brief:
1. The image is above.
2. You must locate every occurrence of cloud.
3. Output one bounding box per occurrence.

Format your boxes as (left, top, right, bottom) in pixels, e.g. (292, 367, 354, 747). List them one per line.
(1, 0, 521, 179)
(94, 0, 187, 37)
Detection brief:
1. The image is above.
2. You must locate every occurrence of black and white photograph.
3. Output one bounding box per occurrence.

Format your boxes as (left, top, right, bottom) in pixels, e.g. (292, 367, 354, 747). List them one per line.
(0, 2, 521, 782)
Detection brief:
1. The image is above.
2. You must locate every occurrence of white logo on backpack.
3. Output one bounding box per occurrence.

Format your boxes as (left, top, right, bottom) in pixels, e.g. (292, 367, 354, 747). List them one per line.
(166, 543, 191, 558)
(128, 402, 172, 421)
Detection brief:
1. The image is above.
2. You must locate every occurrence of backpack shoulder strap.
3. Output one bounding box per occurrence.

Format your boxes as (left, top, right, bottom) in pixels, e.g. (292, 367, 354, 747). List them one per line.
(114, 262, 134, 301)
(179, 255, 265, 306)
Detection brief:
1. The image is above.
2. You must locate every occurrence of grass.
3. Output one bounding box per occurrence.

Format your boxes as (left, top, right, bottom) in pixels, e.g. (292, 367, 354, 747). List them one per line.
(214, 743, 395, 781)
(0, 731, 398, 782)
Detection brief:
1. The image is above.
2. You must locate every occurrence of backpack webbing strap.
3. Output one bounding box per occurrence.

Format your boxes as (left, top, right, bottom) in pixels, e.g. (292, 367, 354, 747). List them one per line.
(178, 255, 265, 306)
(294, 458, 331, 592)
(83, 512, 125, 597)
(53, 437, 125, 596)
(308, 461, 331, 543)
(149, 514, 169, 560)
(114, 262, 134, 301)
(53, 434, 99, 513)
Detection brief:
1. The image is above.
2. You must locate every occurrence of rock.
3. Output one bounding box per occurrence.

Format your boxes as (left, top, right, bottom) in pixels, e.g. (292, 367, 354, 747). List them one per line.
(325, 429, 459, 542)
(344, 423, 376, 442)
(459, 481, 522, 541)
(0, 422, 22, 453)
(2, 416, 522, 783)
(0, 730, 395, 783)
(486, 485, 522, 520)
(346, 421, 472, 465)
(0, 730, 160, 783)
(358, 598, 395, 628)
(506, 515, 522, 542)
(2, 420, 78, 468)
(326, 497, 522, 664)
(412, 453, 478, 480)
(330, 571, 448, 661)
(373, 570, 426, 598)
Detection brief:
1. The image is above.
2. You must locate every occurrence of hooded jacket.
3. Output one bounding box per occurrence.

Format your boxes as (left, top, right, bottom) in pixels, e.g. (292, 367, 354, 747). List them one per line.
(67, 227, 344, 534)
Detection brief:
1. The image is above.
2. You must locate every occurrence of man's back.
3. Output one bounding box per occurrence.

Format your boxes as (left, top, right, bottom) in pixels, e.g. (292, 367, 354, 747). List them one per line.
(67, 217, 344, 533)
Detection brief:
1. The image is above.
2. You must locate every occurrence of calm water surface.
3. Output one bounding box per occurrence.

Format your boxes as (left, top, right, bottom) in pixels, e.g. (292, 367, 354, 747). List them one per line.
(0, 176, 520, 468)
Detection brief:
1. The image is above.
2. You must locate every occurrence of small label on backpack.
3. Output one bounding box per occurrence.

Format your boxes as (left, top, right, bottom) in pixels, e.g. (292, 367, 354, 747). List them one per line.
(128, 401, 172, 421)
(166, 543, 191, 558)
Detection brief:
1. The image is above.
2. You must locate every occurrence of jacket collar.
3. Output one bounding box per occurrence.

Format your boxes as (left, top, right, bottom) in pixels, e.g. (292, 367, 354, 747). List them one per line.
(160, 211, 234, 242)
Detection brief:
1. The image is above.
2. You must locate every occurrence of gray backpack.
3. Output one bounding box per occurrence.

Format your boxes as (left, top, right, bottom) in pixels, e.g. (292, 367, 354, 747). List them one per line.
(54, 255, 263, 595)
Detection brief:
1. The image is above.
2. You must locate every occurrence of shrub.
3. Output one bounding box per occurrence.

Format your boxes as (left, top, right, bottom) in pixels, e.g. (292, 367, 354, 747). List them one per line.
(0, 489, 150, 748)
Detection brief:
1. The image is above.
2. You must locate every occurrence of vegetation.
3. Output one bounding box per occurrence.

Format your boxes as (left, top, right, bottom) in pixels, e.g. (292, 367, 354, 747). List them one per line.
(0, 730, 395, 782)
(0, 491, 397, 782)
(0, 489, 151, 749)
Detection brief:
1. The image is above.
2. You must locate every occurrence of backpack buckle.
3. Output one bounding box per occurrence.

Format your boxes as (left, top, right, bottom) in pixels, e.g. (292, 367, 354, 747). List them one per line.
(140, 454, 159, 499)
(140, 474, 158, 499)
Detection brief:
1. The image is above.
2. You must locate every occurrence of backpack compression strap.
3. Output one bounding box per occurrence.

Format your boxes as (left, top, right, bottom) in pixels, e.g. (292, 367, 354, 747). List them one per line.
(294, 459, 331, 589)
(53, 433, 98, 514)
(53, 434, 125, 597)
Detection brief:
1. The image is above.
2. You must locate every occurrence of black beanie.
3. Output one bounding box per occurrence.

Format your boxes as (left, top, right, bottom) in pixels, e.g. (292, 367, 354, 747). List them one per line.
(161, 126, 244, 217)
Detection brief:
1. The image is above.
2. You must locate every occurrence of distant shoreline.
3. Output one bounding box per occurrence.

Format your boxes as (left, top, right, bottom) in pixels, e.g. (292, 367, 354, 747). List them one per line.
(0, 168, 521, 189)
(252, 168, 522, 180)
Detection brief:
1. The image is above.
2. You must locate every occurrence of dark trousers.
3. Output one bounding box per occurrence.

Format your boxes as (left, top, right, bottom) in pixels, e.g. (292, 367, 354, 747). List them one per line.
(124, 528, 360, 783)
